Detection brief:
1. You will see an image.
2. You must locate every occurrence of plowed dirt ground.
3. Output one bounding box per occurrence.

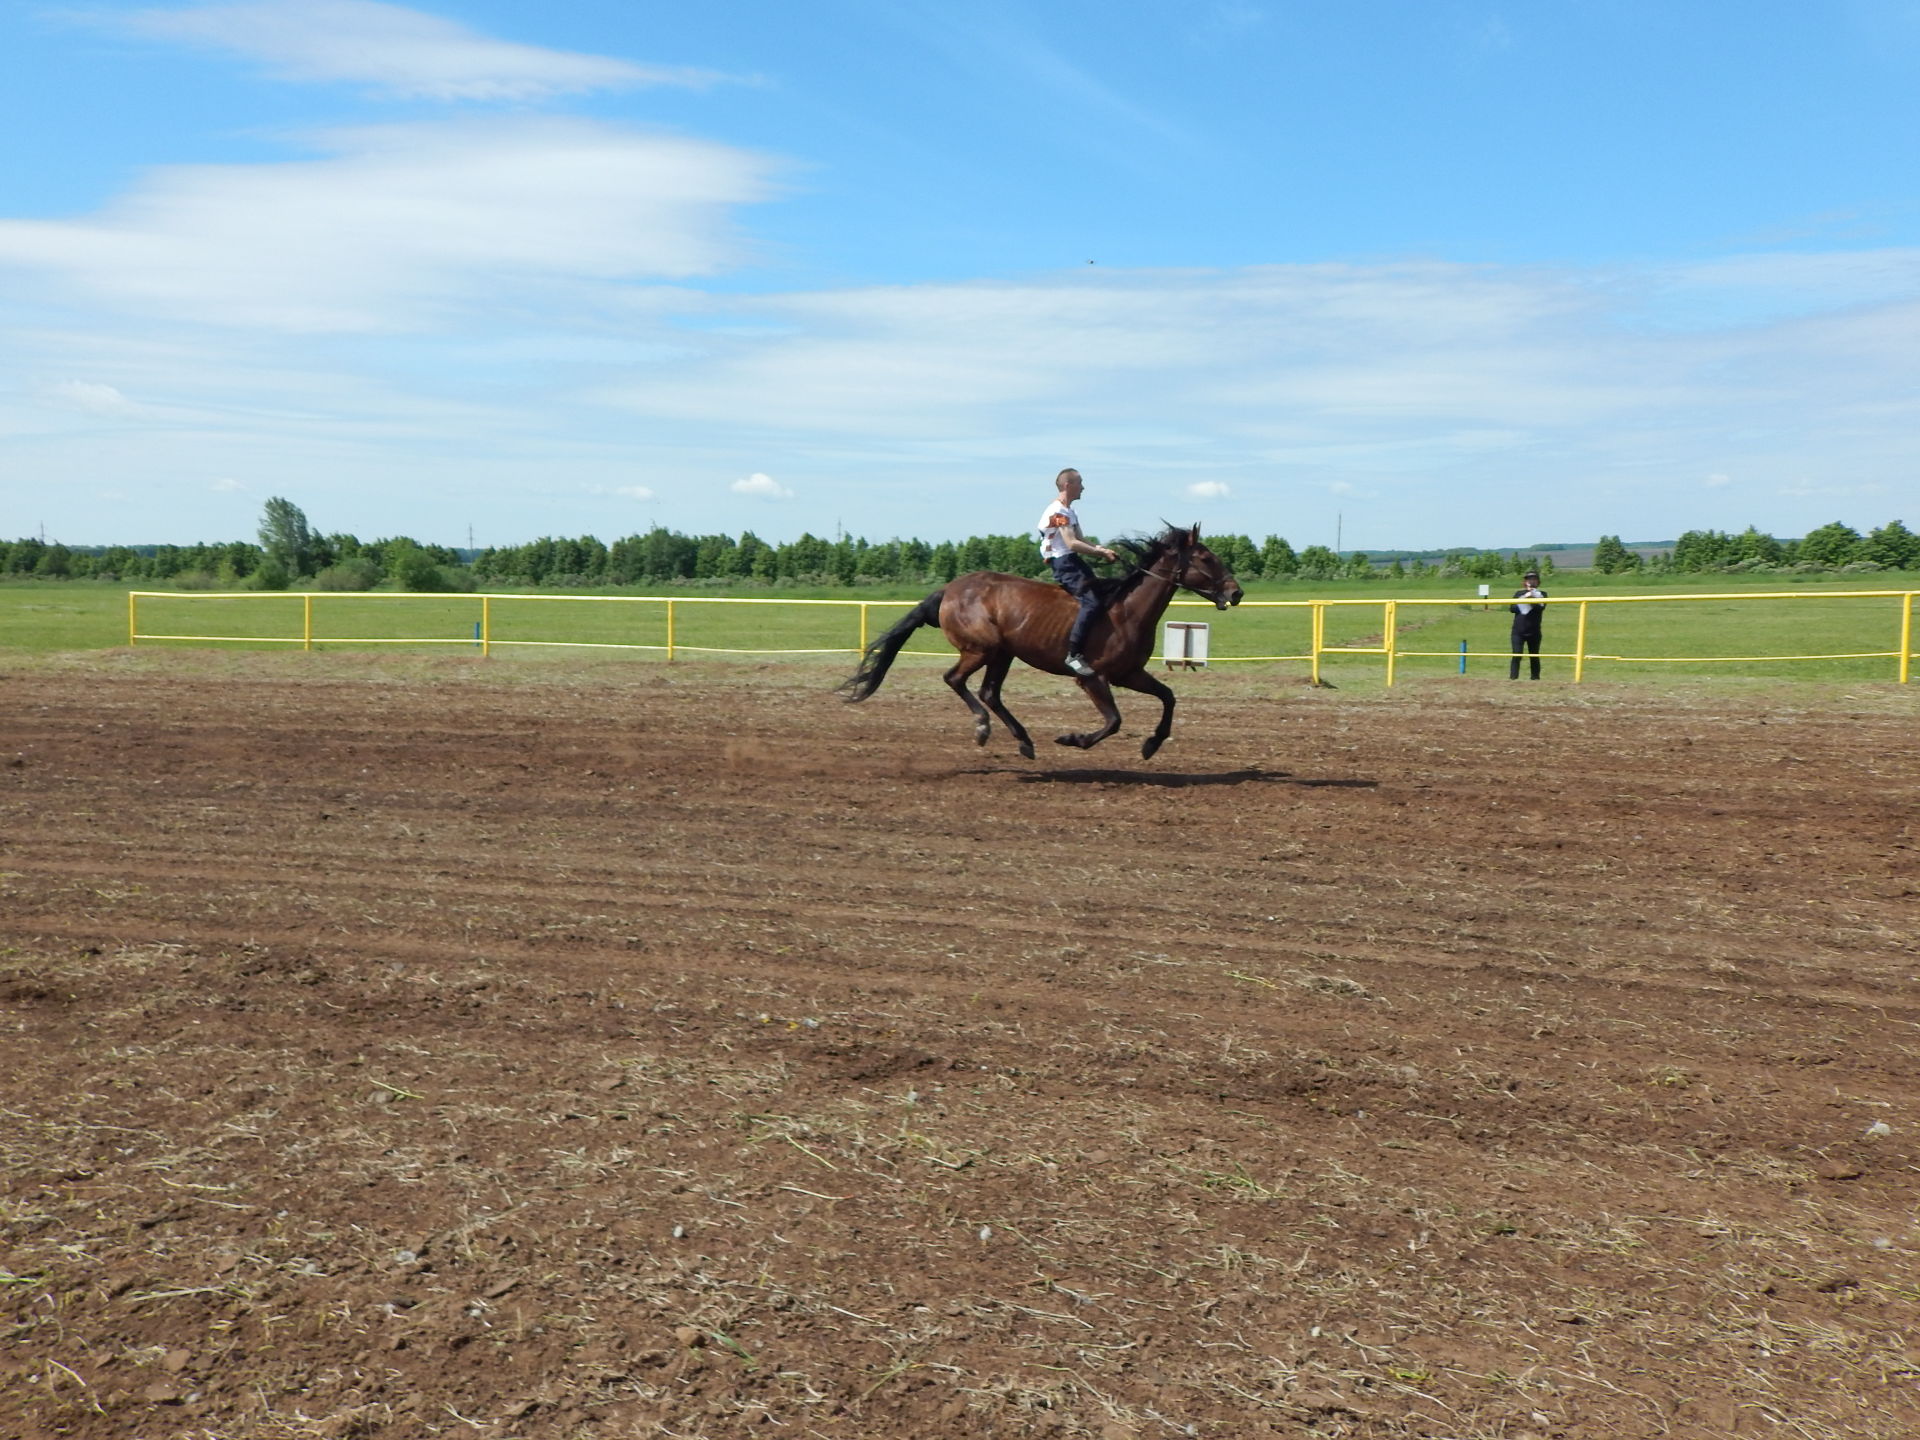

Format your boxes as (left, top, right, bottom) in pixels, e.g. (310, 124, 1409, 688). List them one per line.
(3, 653, 1918, 1440)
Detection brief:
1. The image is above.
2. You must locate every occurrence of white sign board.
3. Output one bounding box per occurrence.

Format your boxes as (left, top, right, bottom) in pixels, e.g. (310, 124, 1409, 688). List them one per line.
(1477, 584, 1492, 598)
(1162, 620, 1210, 669)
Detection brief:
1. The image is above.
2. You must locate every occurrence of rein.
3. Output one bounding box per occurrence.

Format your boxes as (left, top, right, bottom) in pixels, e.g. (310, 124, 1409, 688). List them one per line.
(1132, 549, 1222, 602)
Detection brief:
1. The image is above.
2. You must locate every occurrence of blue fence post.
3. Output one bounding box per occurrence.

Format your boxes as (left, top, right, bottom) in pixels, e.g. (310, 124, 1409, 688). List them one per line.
(474, 621, 482, 649)
(1459, 639, 1468, 674)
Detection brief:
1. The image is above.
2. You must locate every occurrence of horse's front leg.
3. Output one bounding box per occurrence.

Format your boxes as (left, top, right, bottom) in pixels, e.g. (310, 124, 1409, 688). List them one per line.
(977, 654, 1035, 760)
(943, 652, 994, 748)
(1113, 669, 1177, 759)
(1056, 675, 1124, 750)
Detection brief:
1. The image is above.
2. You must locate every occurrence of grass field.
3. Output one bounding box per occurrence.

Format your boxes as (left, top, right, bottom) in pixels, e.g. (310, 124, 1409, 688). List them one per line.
(2, 574, 1914, 684)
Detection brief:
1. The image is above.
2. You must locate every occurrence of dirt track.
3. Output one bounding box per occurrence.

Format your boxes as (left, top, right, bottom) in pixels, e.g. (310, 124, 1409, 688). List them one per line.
(4, 653, 1918, 1439)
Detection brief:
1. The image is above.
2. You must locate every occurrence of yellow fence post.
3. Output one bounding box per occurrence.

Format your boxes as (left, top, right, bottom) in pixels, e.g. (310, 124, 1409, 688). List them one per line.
(127, 590, 137, 647)
(860, 602, 869, 654)
(1901, 592, 1913, 684)
(303, 594, 313, 652)
(482, 595, 492, 658)
(1573, 600, 1589, 683)
(1383, 599, 1398, 687)
(666, 599, 676, 661)
(1310, 602, 1323, 686)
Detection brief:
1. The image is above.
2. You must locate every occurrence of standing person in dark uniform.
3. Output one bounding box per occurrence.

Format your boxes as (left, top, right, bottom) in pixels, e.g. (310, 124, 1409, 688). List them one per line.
(1509, 568, 1547, 680)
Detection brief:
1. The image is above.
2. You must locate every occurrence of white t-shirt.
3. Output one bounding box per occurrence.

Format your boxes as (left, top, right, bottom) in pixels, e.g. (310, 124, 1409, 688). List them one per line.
(1037, 498, 1080, 562)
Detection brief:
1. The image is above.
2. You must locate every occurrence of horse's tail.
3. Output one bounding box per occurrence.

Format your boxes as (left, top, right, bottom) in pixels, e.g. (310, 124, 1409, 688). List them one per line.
(838, 588, 945, 702)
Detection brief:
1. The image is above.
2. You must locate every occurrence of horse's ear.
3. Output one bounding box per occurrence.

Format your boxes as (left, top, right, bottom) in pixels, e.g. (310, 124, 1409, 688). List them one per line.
(1189, 522, 1202, 541)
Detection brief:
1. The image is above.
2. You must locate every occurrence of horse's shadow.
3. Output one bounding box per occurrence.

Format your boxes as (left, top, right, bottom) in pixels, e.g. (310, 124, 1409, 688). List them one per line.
(962, 765, 1378, 790)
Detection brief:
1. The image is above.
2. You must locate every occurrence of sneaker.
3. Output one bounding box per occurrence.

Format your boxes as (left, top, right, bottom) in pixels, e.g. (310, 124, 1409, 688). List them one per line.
(1064, 652, 1096, 678)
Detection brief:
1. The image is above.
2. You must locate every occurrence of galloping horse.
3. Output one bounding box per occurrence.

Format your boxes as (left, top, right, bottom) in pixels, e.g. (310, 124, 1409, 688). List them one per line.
(838, 523, 1243, 760)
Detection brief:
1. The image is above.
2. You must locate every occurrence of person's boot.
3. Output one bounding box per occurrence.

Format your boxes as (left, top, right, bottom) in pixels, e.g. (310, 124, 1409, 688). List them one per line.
(1064, 652, 1095, 678)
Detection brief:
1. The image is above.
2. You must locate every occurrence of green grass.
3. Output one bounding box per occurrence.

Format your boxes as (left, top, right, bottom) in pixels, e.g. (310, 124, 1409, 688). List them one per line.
(2, 575, 1914, 685)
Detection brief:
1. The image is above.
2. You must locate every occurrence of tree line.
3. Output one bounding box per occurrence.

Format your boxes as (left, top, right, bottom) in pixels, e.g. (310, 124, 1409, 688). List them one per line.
(4, 499, 1915, 590)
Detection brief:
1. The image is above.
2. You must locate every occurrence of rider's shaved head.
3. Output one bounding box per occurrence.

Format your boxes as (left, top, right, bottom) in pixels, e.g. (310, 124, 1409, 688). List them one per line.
(1055, 468, 1081, 490)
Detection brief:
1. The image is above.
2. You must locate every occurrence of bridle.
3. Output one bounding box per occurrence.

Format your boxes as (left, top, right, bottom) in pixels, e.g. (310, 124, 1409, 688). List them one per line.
(1135, 545, 1234, 607)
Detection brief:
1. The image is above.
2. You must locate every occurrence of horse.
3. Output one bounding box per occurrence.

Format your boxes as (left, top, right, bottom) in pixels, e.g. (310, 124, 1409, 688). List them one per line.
(838, 523, 1243, 760)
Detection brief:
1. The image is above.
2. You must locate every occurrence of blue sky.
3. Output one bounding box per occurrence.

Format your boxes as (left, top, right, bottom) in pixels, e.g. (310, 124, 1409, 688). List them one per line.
(3, 1, 1918, 553)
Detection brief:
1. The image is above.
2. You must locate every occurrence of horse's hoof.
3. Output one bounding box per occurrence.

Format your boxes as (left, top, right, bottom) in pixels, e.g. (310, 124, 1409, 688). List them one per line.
(1054, 733, 1089, 750)
(973, 727, 990, 748)
(1018, 740, 1035, 760)
(1141, 735, 1164, 760)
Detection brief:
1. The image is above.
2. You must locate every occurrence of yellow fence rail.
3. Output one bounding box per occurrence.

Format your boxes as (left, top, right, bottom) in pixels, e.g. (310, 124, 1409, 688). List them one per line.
(1216, 589, 1915, 685)
(128, 587, 1916, 684)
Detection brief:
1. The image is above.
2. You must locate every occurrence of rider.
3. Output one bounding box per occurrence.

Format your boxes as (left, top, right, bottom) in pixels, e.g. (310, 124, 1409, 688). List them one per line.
(1037, 467, 1118, 678)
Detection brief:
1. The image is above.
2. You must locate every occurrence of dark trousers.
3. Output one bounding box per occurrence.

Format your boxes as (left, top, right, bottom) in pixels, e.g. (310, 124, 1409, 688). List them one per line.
(1049, 555, 1102, 654)
(1509, 630, 1542, 680)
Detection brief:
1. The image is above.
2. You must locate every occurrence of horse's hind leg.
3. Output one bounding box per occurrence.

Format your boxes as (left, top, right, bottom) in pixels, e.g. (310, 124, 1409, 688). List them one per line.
(943, 652, 995, 748)
(1115, 669, 1178, 760)
(976, 653, 1035, 760)
(1056, 676, 1124, 750)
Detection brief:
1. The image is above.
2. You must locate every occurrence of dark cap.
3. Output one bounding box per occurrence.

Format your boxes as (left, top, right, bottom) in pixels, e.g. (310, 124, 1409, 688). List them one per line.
(1523, 569, 1540, 579)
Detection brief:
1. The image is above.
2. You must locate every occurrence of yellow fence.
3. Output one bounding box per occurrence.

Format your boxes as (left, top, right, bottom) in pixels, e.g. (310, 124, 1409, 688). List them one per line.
(128, 587, 1916, 684)
(1242, 589, 1917, 686)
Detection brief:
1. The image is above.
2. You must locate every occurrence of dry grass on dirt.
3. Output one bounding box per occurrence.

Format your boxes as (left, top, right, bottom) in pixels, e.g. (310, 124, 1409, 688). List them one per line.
(3, 652, 1918, 1439)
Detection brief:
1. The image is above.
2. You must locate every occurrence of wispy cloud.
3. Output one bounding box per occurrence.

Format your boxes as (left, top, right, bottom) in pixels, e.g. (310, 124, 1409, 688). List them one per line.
(0, 118, 777, 331)
(113, 0, 728, 101)
(902, 6, 1198, 158)
(1186, 481, 1231, 499)
(42, 379, 143, 415)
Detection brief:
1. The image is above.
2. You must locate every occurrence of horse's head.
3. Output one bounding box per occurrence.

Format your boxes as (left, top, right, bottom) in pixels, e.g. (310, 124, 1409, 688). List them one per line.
(1169, 524, 1244, 610)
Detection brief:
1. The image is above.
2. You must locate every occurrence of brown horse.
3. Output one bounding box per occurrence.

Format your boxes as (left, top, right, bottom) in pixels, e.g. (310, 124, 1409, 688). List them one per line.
(838, 524, 1243, 760)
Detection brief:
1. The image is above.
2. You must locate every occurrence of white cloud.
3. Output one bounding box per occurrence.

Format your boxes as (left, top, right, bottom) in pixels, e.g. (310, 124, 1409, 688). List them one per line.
(1704, 472, 1732, 487)
(731, 472, 793, 499)
(43, 379, 139, 415)
(209, 476, 248, 492)
(116, 1, 726, 101)
(612, 485, 655, 501)
(1186, 480, 1231, 499)
(0, 118, 777, 332)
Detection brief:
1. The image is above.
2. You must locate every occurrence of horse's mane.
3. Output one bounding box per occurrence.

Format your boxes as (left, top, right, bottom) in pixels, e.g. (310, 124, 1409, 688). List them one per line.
(1095, 524, 1189, 601)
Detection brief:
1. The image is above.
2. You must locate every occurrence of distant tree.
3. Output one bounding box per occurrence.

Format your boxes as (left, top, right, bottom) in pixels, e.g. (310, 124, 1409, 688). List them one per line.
(314, 556, 383, 591)
(1864, 519, 1919, 570)
(1258, 535, 1297, 580)
(1589, 537, 1635, 572)
(737, 532, 776, 582)
(1797, 521, 1864, 569)
(250, 556, 291, 591)
(1211, 533, 1260, 579)
(1730, 526, 1783, 566)
(386, 541, 449, 592)
(258, 497, 318, 578)
(1295, 544, 1340, 579)
(694, 533, 737, 579)
(1671, 529, 1734, 571)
